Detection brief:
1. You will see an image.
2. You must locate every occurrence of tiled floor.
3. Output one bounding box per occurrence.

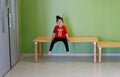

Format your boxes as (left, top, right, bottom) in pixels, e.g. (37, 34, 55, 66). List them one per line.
(4, 56, 120, 77)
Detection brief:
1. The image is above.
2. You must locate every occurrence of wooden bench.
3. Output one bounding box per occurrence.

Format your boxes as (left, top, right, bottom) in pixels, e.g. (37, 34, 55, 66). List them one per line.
(98, 42, 120, 63)
(33, 36, 98, 63)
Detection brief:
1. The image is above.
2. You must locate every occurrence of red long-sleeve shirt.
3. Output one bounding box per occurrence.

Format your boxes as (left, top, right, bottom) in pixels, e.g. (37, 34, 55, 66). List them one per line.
(53, 25, 67, 38)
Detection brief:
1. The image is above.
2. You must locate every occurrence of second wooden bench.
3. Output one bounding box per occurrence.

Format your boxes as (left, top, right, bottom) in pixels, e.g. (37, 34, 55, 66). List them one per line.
(98, 42, 120, 63)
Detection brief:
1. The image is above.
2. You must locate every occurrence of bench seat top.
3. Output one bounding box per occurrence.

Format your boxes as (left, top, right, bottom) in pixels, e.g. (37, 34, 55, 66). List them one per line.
(33, 36, 98, 43)
(98, 42, 120, 48)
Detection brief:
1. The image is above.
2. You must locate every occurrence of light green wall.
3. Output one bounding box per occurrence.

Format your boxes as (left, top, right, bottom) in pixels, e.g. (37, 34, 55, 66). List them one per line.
(104, 0, 120, 53)
(18, 0, 22, 54)
(105, 0, 120, 41)
(21, 0, 120, 54)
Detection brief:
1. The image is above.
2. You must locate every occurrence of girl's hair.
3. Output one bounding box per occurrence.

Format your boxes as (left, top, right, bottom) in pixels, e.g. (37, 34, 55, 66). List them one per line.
(56, 15, 64, 23)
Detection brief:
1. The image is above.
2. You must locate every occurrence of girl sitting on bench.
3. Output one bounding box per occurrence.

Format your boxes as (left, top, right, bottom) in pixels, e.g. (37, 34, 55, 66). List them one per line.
(48, 15, 70, 55)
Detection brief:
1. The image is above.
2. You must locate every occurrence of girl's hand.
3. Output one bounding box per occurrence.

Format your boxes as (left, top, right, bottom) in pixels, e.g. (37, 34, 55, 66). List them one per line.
(50, 33, 55, 41)
(67, 38, 69, 41)
(50, 37, 54, 41)
(66, 34, 69, 41)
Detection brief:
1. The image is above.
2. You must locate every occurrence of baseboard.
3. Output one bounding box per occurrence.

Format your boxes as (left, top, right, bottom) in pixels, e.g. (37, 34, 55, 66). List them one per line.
(22, 53, 120, 57)
(102, 54, 120, 57)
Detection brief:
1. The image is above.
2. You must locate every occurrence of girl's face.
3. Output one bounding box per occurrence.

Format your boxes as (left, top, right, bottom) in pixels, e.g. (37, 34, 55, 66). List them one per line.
(57, 19, 63, 26)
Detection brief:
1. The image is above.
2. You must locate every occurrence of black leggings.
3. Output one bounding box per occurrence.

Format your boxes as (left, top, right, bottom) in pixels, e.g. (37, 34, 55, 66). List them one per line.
(49, 38, 69, 52)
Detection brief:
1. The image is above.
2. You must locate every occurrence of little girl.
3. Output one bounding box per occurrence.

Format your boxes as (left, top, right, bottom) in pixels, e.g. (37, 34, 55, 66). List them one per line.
(48, 15, 70, 55)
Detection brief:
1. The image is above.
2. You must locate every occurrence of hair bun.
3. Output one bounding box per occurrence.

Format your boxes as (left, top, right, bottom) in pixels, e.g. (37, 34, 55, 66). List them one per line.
(56, 15, 64, 22)
(56, 15, 60, 19)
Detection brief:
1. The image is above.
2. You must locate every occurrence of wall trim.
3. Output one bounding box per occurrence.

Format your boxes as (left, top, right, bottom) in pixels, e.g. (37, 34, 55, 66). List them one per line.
(21, 53, 120, 57)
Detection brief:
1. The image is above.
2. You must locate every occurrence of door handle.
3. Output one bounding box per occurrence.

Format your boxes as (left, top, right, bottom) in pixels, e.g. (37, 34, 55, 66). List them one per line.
(8, 13, 12, 28)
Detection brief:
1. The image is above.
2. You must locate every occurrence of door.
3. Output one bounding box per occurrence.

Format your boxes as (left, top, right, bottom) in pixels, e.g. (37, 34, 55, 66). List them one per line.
(0, 0, 19, 76)
(8, 0, 19, 67)
(0, 0, 10, 76)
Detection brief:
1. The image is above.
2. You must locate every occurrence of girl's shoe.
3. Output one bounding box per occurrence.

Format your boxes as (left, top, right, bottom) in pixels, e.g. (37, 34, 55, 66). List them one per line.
(66, 52, 70, 56)
(48, 51, 52, 55)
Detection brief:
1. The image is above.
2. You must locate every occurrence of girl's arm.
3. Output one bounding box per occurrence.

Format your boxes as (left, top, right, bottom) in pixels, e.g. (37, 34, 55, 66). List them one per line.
(51, 32, 55, 41)
(66, 33, 69, 41)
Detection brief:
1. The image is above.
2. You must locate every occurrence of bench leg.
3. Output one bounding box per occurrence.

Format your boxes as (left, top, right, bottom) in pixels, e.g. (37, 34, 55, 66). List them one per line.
(35, 42, 38, 63)
(39, 42, 42, 57)
(98, 47, 102, 63)
(94, 42, 97, 63)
